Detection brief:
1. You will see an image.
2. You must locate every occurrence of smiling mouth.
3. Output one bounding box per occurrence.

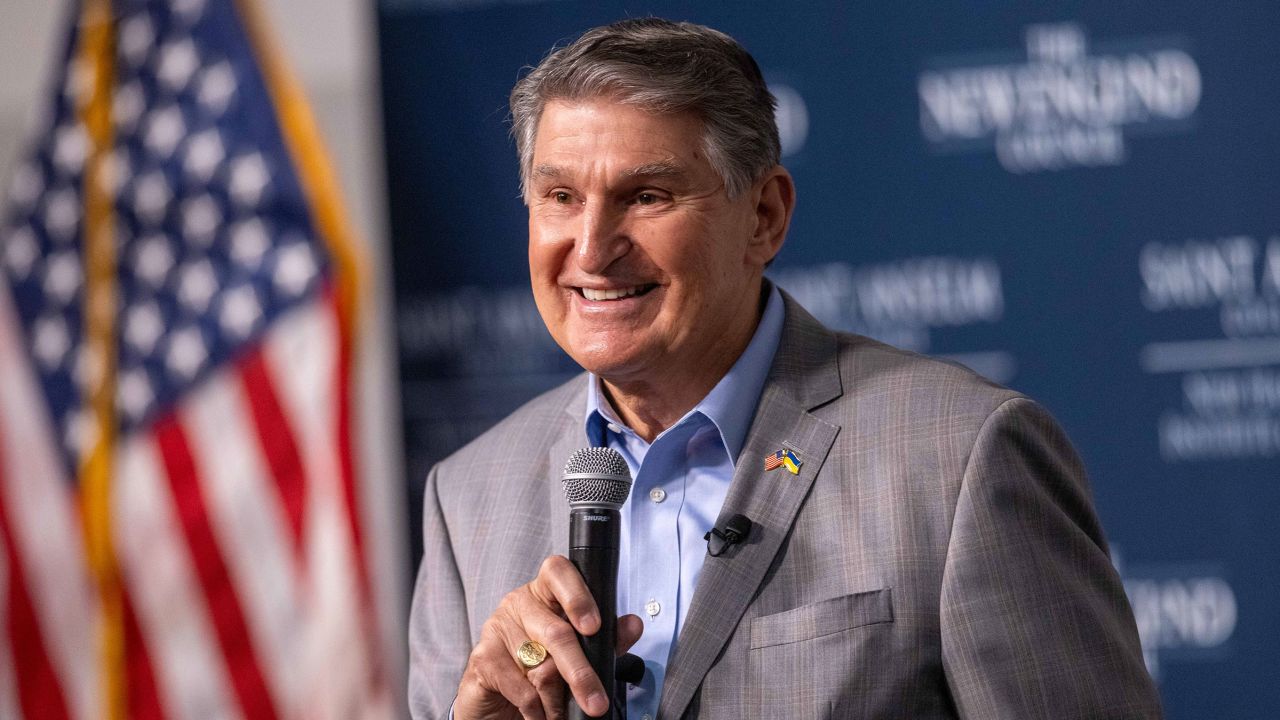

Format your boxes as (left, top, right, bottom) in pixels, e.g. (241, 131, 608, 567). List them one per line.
(577, 284, 658, 301)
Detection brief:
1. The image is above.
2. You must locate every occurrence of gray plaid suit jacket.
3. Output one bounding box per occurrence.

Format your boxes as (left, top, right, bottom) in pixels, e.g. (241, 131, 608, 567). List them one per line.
(408, 292, 1162, 719)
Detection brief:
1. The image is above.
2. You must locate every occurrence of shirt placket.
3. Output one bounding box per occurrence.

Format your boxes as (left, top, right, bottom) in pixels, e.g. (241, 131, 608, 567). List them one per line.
(624, 422, 692, 720)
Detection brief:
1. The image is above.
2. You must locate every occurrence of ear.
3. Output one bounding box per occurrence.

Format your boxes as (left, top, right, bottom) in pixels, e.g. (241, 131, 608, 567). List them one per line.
(746, 166, 796, 267)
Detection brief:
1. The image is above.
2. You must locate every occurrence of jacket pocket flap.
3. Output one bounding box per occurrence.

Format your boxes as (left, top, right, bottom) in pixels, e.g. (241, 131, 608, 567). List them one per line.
(749, 587, 893, 649)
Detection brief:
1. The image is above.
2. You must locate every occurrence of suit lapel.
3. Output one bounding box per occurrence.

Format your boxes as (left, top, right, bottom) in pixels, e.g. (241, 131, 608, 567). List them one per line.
(658, 295, 843, 719)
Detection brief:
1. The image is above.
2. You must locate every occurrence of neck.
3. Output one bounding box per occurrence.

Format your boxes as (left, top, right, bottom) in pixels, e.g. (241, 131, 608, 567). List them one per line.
(601, 285, 768, 443)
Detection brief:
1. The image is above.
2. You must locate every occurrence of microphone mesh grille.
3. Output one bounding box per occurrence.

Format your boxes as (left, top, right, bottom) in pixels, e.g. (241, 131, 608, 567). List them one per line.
(563, 447, 630, 477)
(562, 447, 632, 506)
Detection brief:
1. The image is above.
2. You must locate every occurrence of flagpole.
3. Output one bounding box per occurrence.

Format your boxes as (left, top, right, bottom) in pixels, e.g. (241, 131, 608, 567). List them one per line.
(75, 0, 125, 716)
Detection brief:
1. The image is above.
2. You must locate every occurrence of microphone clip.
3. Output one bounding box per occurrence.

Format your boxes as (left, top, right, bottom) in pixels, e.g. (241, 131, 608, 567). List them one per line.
(704, 514, 753, 557)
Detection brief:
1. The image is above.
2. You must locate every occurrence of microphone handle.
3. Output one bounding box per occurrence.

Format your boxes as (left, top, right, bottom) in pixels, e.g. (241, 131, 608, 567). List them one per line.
(568, 507, 620, 720)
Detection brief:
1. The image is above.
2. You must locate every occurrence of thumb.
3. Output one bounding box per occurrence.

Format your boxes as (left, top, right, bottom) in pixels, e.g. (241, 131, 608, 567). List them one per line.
(615, 613, 644, 654)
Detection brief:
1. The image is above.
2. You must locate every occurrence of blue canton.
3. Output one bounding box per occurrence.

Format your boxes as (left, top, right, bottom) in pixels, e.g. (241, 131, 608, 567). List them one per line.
(0, 0, 329, 475)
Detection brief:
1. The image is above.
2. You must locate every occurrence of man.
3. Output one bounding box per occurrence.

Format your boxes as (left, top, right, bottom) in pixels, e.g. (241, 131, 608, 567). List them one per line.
(409, 18, 1161, 720)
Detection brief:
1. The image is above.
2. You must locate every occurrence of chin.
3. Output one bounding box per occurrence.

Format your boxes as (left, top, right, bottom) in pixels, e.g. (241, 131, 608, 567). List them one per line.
(569, 347, 648, 381)
(571, 353, 630, 378)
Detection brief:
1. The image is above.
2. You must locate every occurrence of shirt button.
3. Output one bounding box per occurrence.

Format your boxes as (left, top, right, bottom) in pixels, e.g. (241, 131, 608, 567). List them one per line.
(645, 599, 661, 617)
(606, 422, 622, 433)
(649, 487, 666, 503)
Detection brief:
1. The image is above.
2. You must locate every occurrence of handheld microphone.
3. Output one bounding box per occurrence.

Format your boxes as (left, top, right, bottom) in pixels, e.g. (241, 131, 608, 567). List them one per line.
(562, 448, 633, 720)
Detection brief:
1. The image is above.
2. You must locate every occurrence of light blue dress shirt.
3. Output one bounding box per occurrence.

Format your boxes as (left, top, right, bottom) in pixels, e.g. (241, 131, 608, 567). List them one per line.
(584, 284, 785, 720)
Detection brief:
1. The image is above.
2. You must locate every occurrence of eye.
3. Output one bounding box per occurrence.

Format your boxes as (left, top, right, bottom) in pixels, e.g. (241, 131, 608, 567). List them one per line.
(634, 192, 660, 206)
(553, 191, 572, 204)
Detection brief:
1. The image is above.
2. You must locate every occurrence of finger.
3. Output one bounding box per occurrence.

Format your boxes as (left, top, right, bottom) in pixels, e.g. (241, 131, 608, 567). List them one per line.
(526, 656, 567, 720)
(615, 614, 644, 655)
(457, 637, 547, 720)
(488, 658, 546, 720)
(530, 556, 600, 635)
(503, 598, 609, 717)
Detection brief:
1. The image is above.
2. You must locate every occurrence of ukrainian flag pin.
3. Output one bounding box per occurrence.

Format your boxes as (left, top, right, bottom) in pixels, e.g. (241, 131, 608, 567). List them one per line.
(764, 448, 802, 475)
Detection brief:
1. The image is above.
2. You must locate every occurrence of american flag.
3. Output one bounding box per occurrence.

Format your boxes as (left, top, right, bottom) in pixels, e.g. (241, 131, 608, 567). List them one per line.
(763, 451, 782, 471)
(0, 0, 393, 718)
(764, 448, 799, 474)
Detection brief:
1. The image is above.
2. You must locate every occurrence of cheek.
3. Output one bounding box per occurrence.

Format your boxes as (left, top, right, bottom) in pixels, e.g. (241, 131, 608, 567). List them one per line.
(527, 242, 550, 278)
(527, 228, 565, 280)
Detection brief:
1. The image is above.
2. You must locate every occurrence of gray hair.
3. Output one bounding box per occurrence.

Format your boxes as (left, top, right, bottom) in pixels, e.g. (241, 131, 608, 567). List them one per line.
(509, 18, 780, 200)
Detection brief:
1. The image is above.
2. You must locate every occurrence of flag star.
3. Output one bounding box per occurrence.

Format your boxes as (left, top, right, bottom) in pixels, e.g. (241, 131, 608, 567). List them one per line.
(43, 186, 81, 242)
(64, 407, 98, 458)
(219, 283, 261, 338)
(144, 105, 186, 160)
(165, 325, 207, 379)
(183, 128, 224, 183)
(230, 217, 268, 269)
(131, 170, 172, 226)
(7, 161, 43, 211)
(113, 80, 146, 134)
(133, 233, 175, 289)
(33, 314, 71, 369)
(120, 13, 155, 69)
(178, 259, 218, 313)
(52, 124, 88, 175)
(117, 367, 154, 421)
(3, 227, 40, 280)
(157, 38, 200, 94)
(43, 251, 82, 305)
(125, 301, 165, 355)
(173, 0, 208, 25)
(196, 61, 236, 116)
(229, 153, 270, 208)
(181, 194, 221, 246)
(274, 242, 318, 297)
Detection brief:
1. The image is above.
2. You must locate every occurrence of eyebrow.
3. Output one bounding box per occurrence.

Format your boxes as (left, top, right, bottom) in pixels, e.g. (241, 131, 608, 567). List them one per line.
(620, 161, 685, 180)
(530, 161, 687, 183)
(531, 164, 564, 180)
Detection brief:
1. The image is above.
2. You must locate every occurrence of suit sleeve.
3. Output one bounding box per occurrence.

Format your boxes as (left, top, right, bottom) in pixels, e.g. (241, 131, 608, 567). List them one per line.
(939, 397, 1163, 719)
(408, 465, 472, 720)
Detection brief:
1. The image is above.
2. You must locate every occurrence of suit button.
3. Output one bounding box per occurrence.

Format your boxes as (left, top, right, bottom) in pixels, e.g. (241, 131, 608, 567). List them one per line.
(649, 487, 666, 503)
(645, 599, 661, 617)
(642, 715, 653, 720)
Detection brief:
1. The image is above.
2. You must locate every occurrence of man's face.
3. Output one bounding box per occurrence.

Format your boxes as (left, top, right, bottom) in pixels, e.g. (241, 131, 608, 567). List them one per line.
(527, 99, 770, 387)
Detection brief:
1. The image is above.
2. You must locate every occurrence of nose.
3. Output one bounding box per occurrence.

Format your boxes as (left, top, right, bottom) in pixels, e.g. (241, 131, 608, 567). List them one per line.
(574, 200, 629, 274)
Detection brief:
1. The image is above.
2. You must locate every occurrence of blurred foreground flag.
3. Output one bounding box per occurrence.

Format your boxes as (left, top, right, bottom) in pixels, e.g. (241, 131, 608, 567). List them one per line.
(0, 0, 393, 718)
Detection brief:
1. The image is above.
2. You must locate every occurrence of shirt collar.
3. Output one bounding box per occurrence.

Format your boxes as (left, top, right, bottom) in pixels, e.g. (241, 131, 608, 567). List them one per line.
(585, 282, 785, 465)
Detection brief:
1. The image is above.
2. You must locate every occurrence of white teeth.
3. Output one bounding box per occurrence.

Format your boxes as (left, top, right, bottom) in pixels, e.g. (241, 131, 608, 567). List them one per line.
(583, 286, 643, 301)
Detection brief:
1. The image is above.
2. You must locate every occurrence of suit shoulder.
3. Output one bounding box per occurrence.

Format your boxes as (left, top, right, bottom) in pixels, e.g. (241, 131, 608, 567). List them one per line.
(831, 332, 1024, 420)
(431, 374, 584, 488)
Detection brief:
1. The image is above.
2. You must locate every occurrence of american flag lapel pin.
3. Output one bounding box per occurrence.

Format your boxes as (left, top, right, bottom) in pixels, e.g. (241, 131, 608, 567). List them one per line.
(764, 447, 801, 475)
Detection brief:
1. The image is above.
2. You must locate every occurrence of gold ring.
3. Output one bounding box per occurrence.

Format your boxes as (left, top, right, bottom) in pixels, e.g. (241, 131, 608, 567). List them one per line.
(516, 640, 548, 669)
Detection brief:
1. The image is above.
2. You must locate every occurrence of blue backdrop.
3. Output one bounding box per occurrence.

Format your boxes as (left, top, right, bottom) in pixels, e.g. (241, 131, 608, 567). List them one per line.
(377, 2, 1280, 716)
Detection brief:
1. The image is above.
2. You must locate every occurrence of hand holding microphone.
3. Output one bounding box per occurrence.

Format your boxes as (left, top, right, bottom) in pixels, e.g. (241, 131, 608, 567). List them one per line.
(453, 448, 642, 720)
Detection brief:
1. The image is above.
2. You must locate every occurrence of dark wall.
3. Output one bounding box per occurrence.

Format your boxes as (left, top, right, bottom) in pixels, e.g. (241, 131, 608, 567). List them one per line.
(379, 3, 1280, 715)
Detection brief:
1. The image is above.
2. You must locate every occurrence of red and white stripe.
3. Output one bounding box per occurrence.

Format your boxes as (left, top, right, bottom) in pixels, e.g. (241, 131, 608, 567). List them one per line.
(115, 431, 240, 720)
(2, 271, 392, 718)
(264, 297, 384, 720)
(181, 360, 307, 715)
(0, 278, 99, 720)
